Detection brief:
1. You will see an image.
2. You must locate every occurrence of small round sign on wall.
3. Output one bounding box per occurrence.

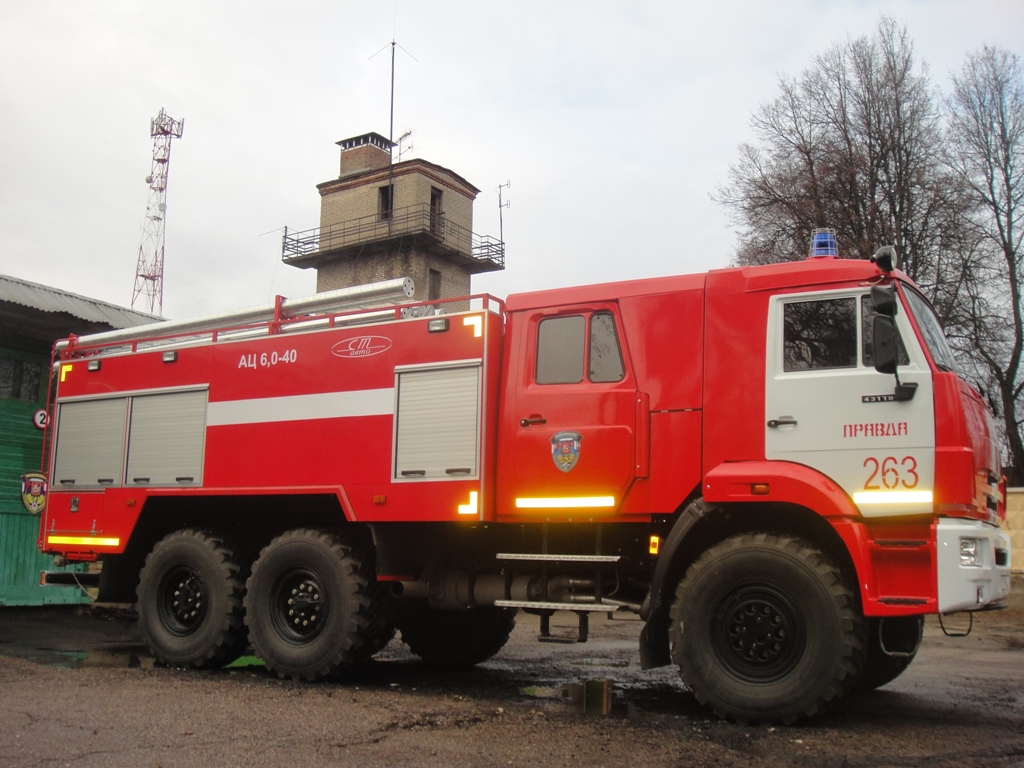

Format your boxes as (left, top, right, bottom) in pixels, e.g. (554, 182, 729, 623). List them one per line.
(32, 409, 48, 429)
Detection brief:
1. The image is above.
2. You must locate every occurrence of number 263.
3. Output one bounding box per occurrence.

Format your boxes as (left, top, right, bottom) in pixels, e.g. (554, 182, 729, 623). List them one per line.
(863, 456, 919, 490)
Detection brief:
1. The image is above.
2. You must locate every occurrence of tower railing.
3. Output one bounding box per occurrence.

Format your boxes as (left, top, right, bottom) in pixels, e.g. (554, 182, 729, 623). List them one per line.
(282, 202, 505, 270)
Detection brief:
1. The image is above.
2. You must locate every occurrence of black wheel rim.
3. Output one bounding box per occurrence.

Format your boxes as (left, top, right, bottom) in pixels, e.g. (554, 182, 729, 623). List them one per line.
(157, 565, 209, 637)
(270, 568, 328, 644)
(711, 584, 805, 682)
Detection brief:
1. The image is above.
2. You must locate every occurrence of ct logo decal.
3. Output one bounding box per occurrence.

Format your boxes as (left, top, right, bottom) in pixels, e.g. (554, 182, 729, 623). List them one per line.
(331, 336, 392, 358)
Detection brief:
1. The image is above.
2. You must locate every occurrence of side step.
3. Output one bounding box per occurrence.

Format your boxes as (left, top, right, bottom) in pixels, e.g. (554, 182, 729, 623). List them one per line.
(495, 551, 623, 643)
(496, 553, 621, 563)
(494, 600, 617, 643)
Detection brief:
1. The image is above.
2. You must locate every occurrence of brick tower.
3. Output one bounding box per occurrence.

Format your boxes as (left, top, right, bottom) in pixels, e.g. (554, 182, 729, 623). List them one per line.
(282, 132, 504, 302)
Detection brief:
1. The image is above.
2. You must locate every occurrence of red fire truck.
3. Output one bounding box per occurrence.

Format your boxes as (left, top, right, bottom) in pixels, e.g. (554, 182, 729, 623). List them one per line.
(37, 244, 1011, 723)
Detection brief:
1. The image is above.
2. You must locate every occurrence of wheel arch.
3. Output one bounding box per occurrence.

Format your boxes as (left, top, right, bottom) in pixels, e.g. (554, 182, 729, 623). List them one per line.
(669, 530, 866, 723)
(640, 494, 864, 669)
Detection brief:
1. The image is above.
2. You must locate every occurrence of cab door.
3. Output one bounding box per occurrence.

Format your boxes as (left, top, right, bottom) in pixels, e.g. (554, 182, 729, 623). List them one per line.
(498, 305, 638, 516)
(764, 289, 935, 517)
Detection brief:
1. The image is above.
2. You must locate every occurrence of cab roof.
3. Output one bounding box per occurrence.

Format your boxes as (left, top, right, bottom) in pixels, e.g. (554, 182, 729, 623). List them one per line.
(503, 257, 893, 312)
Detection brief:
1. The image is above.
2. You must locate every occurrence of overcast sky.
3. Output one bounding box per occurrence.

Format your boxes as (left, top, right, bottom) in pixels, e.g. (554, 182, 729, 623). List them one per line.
(2, 1, 1022, 320)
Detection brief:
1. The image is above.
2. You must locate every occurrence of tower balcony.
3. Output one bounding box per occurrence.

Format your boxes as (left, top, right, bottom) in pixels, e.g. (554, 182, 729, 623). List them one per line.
(282, 202, 504, 274)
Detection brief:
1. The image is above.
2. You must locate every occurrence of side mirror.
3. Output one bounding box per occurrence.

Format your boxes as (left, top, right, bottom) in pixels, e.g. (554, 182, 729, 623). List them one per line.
(870, 285, 898, 317)
(872, 314, 918, 401)
(872, 315, 898, 374)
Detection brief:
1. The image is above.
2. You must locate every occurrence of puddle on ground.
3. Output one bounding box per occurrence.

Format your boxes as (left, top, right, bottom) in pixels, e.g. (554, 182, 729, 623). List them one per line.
(522, 679, 615, 715)
(0, 640, 153, 670)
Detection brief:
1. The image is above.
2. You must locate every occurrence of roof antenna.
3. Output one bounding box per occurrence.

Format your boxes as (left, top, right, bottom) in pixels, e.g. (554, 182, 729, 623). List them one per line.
(369, 39, 416, 233)
(496, 180, 511, 246)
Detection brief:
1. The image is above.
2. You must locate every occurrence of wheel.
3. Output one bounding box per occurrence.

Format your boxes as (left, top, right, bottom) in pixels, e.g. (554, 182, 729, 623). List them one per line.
(244, 529, 381, 681)
(852, 615, 922, 692)
(136, 529, 248, 669)
(669, 533, 865, 724)
(398, 607, 517, 667)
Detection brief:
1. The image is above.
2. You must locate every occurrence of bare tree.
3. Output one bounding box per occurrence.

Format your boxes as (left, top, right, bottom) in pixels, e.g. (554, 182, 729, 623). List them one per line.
(716, 17, 962, 294)
(945, 46, 1024, 483)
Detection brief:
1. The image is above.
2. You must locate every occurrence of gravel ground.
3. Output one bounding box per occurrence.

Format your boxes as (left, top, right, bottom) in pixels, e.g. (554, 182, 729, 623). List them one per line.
(0, 577, 1022, 768)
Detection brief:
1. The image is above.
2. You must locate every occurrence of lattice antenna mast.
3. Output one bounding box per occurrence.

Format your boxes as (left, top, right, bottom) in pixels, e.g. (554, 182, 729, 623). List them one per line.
(132, 108, 184, 316)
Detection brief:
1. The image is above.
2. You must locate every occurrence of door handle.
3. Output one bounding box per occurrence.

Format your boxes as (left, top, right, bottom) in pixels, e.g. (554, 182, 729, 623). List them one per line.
(767, 418, 797, 428)
(520, 416, 547, 427)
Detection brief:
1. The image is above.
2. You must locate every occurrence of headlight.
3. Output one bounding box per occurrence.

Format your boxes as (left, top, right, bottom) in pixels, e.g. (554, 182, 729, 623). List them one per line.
(960, 537, 982, 567)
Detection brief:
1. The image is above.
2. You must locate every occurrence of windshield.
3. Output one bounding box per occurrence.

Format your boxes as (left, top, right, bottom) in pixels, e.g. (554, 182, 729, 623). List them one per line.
(901, 287, 959, 373)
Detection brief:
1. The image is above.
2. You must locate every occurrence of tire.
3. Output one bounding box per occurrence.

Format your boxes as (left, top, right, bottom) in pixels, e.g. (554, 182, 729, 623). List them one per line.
(398, 607, 517, 667)
(669, 533, 865, 724)
(852, 615, 922, 692)
(244, 529, 381, 681)
(136, 529, 248, 669)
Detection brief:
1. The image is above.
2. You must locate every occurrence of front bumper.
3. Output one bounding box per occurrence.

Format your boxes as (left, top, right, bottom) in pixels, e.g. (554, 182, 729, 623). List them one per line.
(936, 518, 1012, 613)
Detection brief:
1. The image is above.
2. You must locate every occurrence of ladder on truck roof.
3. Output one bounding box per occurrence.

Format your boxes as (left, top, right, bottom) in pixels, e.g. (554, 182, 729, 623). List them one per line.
(56, 278, 447, 356)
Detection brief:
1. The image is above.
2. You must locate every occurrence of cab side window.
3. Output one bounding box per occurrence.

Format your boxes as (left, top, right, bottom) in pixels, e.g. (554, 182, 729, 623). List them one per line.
(589, 312, 625, 382)
(783, 298, 857, 371)
(536, 312, 625, 384)
(537, 315, 585, 384)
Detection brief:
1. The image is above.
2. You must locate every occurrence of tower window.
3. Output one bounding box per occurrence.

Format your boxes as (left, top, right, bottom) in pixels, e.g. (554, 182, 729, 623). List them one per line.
(430, 187, 443, 235)
(429, 269, 442, 301)
(378, 185, 393, 220)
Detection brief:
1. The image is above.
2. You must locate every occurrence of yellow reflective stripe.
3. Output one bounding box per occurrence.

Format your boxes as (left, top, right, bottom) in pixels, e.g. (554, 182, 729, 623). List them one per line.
(47, 535, 120, 547)
(59, 364, 73, 382)
(852, 491, 933, 505)
(515, 496, 615, 509)
(458, 491, 479, 516)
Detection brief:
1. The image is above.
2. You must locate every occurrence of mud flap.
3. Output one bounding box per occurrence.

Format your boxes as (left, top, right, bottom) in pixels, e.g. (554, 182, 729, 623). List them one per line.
(639, 614, 671, 669)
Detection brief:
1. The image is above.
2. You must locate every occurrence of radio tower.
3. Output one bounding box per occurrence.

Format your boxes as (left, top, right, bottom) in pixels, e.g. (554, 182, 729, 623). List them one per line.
(132, 108, 184, 316)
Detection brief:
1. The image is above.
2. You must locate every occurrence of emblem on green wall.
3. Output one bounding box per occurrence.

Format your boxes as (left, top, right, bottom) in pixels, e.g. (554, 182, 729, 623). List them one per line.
(20, 472, 47, 514)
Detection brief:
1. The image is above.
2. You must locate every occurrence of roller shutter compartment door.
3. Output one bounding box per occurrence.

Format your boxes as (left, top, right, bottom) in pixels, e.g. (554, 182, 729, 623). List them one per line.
(126, 390, 207, 486)
(52, 397, 128, 487)
(394, 364, 480, 480)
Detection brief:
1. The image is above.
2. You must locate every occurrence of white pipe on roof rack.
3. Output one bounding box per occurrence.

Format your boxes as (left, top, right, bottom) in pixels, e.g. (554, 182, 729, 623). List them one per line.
(56, 278, 415, 351)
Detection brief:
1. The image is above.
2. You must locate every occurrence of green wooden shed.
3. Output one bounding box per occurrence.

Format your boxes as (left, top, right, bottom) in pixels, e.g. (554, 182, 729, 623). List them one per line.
(0, 274, 156, 605)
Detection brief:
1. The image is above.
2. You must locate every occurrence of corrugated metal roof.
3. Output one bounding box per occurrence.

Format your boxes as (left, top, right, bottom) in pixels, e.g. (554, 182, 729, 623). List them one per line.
(0, 274, 160, 329)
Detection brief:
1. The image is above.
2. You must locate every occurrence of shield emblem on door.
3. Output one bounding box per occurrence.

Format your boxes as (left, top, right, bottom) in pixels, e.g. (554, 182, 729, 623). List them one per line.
(550, 431, 583, 473)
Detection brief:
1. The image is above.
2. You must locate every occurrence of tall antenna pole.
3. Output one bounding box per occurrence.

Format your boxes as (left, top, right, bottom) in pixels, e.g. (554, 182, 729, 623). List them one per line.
(370, 37, 414, 236)
(387, 40, 396, 236)
(133, 108, 184, 316)
(389, 40, 396, 153)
